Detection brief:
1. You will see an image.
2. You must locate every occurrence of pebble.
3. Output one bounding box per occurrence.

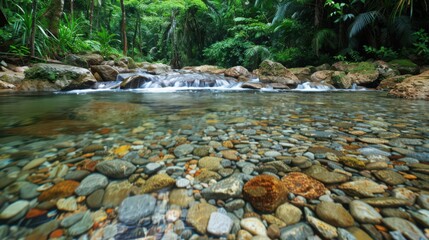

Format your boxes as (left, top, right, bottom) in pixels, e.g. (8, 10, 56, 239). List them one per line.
(95, 160, 136, 178)
(240, 217, 267, 236)
(68, 211, 94, 236)
(307, 216, 338, 239)
(382, 217, 426, 240)
(118, 194, 156, 225)
(207, 212, 233, 236)
(280, 222, 314, 240)
(0, 200, 29, 220)
(56, 196, 78, 211)
(316, 201, 354, 227)
(174, 144, 194, 157)
(349, 200, 382, 224)
(75, 173, 108, 196)
(176, 178, 190, 188)
(275, 203, 302, 225)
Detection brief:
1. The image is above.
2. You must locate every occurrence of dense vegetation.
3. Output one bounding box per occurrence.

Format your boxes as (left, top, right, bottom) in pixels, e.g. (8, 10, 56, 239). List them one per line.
(1, 0, 429, 69)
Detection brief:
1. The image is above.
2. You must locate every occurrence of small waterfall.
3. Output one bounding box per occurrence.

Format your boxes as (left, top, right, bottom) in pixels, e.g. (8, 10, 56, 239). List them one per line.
(295, 82, 335, 91)
(116, 72, 241, 90)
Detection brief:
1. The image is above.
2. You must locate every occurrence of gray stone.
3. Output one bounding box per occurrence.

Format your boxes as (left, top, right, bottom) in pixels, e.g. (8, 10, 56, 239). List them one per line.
(64, 170, 91, 181)
(417, 194, 429, 210)
(358, 147, 391, 157)
(145, 162, 162, 174)
(225, 199, 245, 211)
(174, 144, 194, 157)
(87, 189, 105, 209)
(75, 173, 108, 196)
(19, 182, 40, 199)
(280, 223, 314, 240)
(118, 194, 156, 225)
(96, 160, 136, 178)
(338, 228, 357, 240)
(201, 176, 243, 200)
(304, 165, 349, 184)
(0, 200, 29, 220)
(307, 216, 338, 239)
(207, 212, 233, 236)
(68, 211, 94, 236)
(61, 212, 85, 228)
(382, 217, 426, 240)
(316, 201, 355, 227)
(264, 151, 281, 158)
(350, 200, 382, 224)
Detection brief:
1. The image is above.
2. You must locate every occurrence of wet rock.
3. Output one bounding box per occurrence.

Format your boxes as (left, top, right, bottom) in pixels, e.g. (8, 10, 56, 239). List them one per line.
(281, 172, 327, 199)
(141, 173, 176, 193)
(389, 70, 429, 100)
(202, 176, 243, 200)
(240, 217, 267, 236)
(198, 157, 223, 171)
(90, 65, 119, 81)
(304, 165, 349, 184)
(417, 194, 429, 209)
(339, 156, 366, 169)
(382, 217, 426, 240)
(61, 212, 85, 227)
(392, 187, 417, 204)
(243, 175, 287, 212)
(96, 160, 136, 179)
(75, 173, 108, 196)
(224, 66, 250, 80)
(257, 60, 300, 86)
(0, 200, 29, 220)
(388, 59, 420, 75)
(361, 197, 412, 207)
(338, 180, 386, 197)
(307, 216, 338, 239)
(169, 189, 194, 207)
(373, 170, 406, 185)
(346, 227, 373, 240)
(174, 144, 194, 157)
(19, 182, 40, 199)
(22, 157, 47, 170)
(349, 200, 382, 224)
(56, 197, 78, 212)
(186, 203, 217, 234)
(118, 195, 156, 225)
(22, 63, 97, 91)
(193, 146, 211, 157)
(280, 223, 314, 240)
(68, 211, 94, 236)
(102, 180, 132, 208)
(25, 219, 59, 240)
(316, 201, 355, 227)
(195, 169, 222, 183)
(207, 212, 233, 236)
(275, 203, 302, 225)
(38, 180, 80, 202)
(87, 189, 104, 209)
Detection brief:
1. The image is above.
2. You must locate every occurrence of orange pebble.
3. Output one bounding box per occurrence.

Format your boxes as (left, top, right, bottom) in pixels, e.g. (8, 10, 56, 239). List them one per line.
(375, 225, 387, 232)
(81, 153, 95, 158)
(49, 229, 64, 238)
(25, 208, 47, 219)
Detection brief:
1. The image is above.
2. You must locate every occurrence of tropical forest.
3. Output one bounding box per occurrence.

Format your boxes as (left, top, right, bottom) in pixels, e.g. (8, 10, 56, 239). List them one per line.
(0, 1, 428, 240)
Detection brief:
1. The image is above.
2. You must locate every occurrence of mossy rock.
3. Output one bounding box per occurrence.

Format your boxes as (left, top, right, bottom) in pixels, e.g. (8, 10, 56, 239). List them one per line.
(388, 59, 420, 75)
(339, 156, 366, 170)
(331, 72, 352, 89)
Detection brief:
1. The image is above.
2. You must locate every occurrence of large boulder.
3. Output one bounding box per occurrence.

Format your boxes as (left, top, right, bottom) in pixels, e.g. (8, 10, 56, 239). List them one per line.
(310, 70, 335, 82)
(19, 63, 97, 91)
(333, 61, 379, 85)
(257, 60, 300, 86)
(389, 70, 429, 100)
(90, 65, 119, 81)
(388, 59, 420, 75)
(224, 66, 251, 82)
(0, 68, 25, 84)
(289, 67, 313, 81)
(0, 80, 16, 90)
(64, 54, 104, 68)
(182, 65, 225, 74)
(377, 75, 411, 90)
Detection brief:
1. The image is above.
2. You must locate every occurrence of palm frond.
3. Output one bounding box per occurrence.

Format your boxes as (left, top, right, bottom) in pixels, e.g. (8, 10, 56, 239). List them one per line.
(272, 2, 293, 24)
(349, 11, 380, 38)
(312, 28, 337, 56)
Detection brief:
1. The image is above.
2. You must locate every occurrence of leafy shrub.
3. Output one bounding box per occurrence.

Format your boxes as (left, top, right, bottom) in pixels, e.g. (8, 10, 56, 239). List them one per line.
(364, 45, 398, 61)
(412, 29, 429, 60)
(203, 37, 253, 67)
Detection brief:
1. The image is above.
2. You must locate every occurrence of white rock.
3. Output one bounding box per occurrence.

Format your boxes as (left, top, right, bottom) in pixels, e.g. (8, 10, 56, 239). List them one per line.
(207, 212, 233, 236)
(0, 200, 29, 219)
(176, 178, 190, 188)
(57, 197, 78, 212)
(240, 217, 267, 236)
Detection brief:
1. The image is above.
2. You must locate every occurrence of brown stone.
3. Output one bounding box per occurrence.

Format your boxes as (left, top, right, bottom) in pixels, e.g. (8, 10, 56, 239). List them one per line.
(224, 66, 250, 79)
(243, 175, 288, 212)
(389, 70, 429, 100)
(90, 65, 119, 81)
(281, 172, 327, 199)
(38, 180, 80, 202)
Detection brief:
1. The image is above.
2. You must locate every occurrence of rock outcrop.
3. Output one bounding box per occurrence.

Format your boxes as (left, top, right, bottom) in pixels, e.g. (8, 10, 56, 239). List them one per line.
(389, 70, 429, 100)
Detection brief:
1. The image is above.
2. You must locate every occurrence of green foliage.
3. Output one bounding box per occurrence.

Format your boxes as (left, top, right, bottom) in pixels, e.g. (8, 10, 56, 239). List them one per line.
(412, 29, 429, 59)
(274, 47, 321, 67)
(203, 37, 253, 67)
(9, 45, 30, 57)
(95, 28, 120, 57)
(363, 45, 398, 61)
(244, 45, 271, 70)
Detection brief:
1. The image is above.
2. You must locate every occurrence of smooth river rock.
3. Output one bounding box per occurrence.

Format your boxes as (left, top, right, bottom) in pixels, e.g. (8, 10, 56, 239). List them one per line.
(186, 203, 217, 234)
(75, 173, 108, 196)
(202, 176, 243, 200)
(349, 200, 382, 224)
(96, 160, 136, 178)
(316, 201, 355, 227)
(240, 217, 267, 236)
(118, 195, 156, 225)
(207, 212, 233, 236)
(382, 217, 426, 240)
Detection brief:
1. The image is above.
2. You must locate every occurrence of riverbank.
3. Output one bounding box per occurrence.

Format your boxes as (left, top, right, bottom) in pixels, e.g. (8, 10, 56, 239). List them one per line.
(1, 54, 428, 100)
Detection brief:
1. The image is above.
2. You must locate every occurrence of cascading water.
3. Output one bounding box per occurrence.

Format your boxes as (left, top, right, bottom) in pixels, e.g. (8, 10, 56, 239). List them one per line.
(295, 82, 335, 91)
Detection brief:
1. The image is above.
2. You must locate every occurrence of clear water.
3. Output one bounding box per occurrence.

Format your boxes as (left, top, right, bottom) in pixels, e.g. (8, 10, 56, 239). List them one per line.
(0, 90, 428, 239)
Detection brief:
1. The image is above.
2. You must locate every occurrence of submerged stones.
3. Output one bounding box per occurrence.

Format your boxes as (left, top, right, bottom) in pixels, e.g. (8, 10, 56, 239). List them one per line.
(38, 180, 80, 202)
(243, 175, 287, 212)
(186, 203, 217, 234)
(281, 172, 327, 199)
(202, 176, 243, 200)
(141, 173, 176, 193)
(95, 160, 136, 178)
(316, 201, 355, 227)
(118, 195, 156, 225)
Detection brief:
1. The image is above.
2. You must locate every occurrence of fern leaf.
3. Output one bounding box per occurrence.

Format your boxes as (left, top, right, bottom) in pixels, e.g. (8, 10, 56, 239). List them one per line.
(349, 11, 380, 38)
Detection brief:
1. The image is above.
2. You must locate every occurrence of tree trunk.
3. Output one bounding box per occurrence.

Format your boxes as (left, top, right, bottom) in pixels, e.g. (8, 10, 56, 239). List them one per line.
(89, 0, 94, 36)
(29, 0, 37, 57)
(43, 0, 64, 37)
(132, 14, 140, 58)
(70, 0, 73, 18)
(120, 0, 127, 55)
